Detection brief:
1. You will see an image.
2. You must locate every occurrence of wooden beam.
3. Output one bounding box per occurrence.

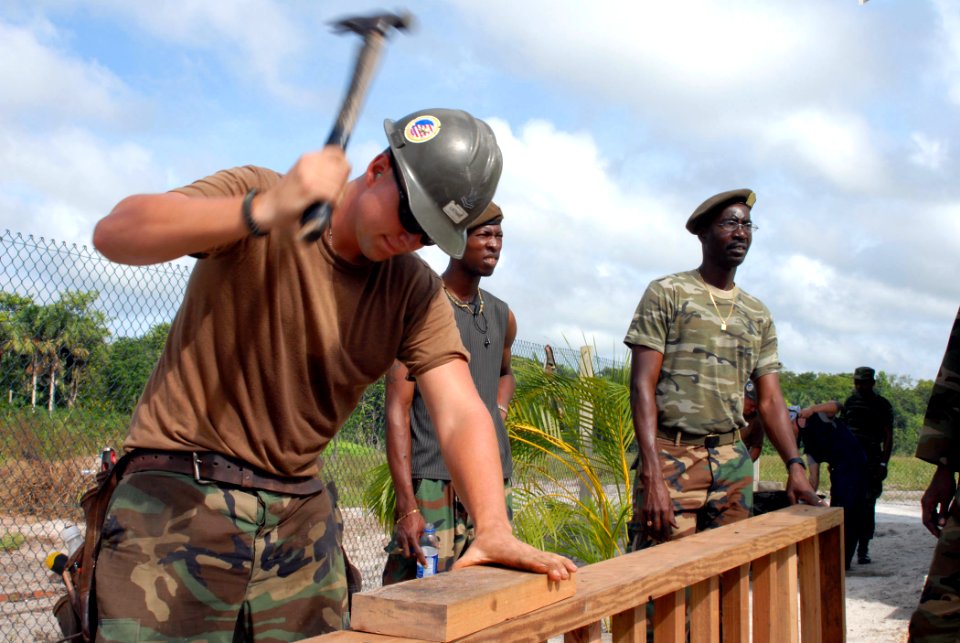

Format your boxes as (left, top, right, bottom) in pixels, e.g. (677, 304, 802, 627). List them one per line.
(653, 589, 684, 642)
(350, 566, 575, 641)
(798, 536, 823, 643)
(753, 552, 777, 641)
(780, 545, 799, 643)
(817, 525, 846, 641)
(322, 507, 842, 643)
(611, 604, 647, 643)
(565, 621, 602, 643)
(721, 564, 749, 643)
(690, 576, 719, 643)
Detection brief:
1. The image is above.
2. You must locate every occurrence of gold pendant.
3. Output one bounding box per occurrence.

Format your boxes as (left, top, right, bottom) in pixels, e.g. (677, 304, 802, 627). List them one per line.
(721, 322, 727, 331)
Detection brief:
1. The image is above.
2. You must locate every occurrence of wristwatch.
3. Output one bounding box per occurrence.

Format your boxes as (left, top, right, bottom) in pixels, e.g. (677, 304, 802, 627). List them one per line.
(786, 456, 807, 471)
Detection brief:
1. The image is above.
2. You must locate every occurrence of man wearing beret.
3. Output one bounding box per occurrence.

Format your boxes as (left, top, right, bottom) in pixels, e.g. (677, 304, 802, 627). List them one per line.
(841, 366, 894, 564)
(625, 189, 821, 548)
(381, 203, 517, 584)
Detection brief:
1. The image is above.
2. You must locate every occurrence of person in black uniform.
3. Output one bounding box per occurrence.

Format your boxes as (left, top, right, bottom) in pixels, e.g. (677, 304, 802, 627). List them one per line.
(841, 366, 894, 564)
(789, 402, 868, 570)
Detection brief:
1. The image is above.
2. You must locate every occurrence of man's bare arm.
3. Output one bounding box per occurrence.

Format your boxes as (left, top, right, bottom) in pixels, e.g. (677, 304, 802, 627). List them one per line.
(384, 360, 426, 562)
(755, 373, 823, 506)
(496, 310, 518, 421)
(93, 147, 350, 265)
(418, 359, 575, 580)
(629, 345, 675, 540)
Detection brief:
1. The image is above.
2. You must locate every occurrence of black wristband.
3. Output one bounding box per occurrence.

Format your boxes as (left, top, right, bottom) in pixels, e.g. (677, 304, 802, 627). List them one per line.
(242, 188, 267, 237)
(786, 456, 807, 471)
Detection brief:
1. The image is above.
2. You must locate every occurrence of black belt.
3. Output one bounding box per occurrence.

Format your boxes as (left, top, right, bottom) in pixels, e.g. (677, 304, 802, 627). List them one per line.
(124, 450, 325, 496)
(656, 428, 741, 447)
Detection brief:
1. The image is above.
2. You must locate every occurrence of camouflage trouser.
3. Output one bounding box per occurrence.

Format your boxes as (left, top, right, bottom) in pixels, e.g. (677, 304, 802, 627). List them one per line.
(909, 487, 960, 642)
(381, 478, 512, 585)
(628, 437, 753, 550)
(94, 471, 347, 642)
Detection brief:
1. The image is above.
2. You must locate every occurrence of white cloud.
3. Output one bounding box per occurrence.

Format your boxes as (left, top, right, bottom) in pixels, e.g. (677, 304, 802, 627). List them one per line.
(932, 0, 960, 106)
(761, 109, 887, 193)
(909, 132, 948, 170)
(0, 19, 133, 125)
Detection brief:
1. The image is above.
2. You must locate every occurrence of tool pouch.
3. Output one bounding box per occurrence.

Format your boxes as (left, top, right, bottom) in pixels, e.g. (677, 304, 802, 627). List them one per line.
(52, 455, 129, 642)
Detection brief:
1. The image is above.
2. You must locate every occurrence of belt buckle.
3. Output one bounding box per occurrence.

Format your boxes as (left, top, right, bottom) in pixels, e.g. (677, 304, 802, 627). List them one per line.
(192, 452, 214, 485)
(704, 434, 720, 448)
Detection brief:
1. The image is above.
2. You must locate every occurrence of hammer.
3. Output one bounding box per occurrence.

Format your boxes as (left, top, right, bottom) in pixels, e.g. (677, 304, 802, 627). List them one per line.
(299, 11, 413, 242)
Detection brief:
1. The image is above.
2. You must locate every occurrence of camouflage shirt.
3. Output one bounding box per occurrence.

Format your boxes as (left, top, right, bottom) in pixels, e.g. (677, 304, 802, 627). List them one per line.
(915, 307, 960, 470)
(624, 270, 781, 437)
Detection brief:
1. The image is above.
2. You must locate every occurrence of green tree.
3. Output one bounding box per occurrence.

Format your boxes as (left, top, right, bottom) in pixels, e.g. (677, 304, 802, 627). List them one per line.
(94, 322, 170, 413)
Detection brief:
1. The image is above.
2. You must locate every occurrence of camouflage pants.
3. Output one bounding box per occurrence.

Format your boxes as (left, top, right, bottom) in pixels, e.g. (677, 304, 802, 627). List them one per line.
(628, 438, 753, 550)
(909, 487, 960, 642)
(381, 478, 512, 585)
(94, 471, 347, 642)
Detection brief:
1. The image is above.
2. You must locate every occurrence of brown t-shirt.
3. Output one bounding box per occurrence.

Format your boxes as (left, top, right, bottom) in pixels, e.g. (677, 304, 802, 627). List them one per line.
(123, 166, 467, 477)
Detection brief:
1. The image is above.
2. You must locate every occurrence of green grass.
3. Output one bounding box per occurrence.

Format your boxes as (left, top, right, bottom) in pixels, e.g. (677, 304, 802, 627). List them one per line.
(757, 454, 935, 492)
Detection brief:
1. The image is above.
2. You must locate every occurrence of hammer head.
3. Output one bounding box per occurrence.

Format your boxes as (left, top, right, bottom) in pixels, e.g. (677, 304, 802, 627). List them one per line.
(331, 11, 413, 39)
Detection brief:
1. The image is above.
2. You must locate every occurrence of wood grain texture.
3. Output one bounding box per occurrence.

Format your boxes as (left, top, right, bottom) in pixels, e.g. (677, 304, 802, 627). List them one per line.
(310, 506, 843, 643)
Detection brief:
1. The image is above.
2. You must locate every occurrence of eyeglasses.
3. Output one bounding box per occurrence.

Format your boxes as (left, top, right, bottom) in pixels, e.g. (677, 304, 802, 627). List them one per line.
(388, 152, 434, 246)
(716, 218, 758, 233)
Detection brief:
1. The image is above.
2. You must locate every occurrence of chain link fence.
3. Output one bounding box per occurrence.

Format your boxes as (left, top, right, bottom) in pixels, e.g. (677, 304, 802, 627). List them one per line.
(0, 230, 931, 640)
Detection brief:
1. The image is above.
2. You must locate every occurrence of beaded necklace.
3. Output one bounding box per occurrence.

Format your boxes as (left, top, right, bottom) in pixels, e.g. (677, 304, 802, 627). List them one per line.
(443, 286, 490, 345)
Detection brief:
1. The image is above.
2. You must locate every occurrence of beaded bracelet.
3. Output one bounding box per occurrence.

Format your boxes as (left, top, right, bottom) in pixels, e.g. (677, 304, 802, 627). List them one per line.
(242, 188, 268, 237)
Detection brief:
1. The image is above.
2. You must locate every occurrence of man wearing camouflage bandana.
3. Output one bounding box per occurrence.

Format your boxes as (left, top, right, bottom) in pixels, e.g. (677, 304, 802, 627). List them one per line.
(625, 189, 821, 549)
(909, 308, 960, 641)
(382, 204, 516, 584)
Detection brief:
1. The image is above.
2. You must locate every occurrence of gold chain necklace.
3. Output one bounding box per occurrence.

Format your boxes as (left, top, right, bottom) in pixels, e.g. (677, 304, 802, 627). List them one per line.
(706, 289, 735, 331)
(443, 286, 484, 316)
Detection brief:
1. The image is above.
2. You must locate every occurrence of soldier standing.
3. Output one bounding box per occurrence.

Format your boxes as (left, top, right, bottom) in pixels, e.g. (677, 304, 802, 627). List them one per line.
(381, 204, 516, 584)
(841, 366, 894, 564)
(624, 189, 821, 549)
(908, 308, 960, 640)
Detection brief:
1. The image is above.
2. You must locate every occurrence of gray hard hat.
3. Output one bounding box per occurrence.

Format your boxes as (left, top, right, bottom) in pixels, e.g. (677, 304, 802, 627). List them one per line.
(384, 108, 503, 258)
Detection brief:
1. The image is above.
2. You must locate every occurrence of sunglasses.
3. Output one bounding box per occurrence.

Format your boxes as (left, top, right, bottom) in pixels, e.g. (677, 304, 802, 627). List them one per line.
(388, 152, 434, 246)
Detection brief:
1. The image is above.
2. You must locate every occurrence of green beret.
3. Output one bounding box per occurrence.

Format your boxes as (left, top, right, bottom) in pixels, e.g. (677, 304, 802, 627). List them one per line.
(686, 189, 757, 234)
(854, 366, 876, 381)
(468, 201, 503, 230)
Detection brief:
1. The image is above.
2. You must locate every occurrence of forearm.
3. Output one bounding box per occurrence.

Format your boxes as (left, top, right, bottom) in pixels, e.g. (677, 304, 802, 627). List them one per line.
(93, 193, 249, 265)
(420, 361, 511, 534)
(385, 419, 418, 513)
(439, 410, 510, 533)
(496, 373, 515, 419)
(805, 401, 840, 417)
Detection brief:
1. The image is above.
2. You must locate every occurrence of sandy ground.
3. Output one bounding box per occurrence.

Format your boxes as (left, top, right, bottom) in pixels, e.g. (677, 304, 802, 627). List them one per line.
(845, 501, 933, 643)
(1, 501, 937, 641)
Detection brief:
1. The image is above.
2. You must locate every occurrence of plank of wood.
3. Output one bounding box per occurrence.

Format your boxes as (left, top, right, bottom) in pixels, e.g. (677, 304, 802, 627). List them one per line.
(690, 576, 719, 643)
(653, 589, 684, 642)
(780, 545, 799, 643)
(564, 621, 601, 643)
(323, 507, 842, 643)
(817, 525, 846, 641)
(611, 604, 647, 643)
(350, 565, 575, 641)
(720, 564, 749, 643)
(798, 536, 823, 643)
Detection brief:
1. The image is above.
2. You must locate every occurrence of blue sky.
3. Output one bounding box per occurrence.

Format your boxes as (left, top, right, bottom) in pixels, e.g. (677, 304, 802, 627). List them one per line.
(1, 1, 958, 382)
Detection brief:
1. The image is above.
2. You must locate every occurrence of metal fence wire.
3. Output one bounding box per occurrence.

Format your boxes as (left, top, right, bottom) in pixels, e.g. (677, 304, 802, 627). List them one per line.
(0, 230, 930, 641)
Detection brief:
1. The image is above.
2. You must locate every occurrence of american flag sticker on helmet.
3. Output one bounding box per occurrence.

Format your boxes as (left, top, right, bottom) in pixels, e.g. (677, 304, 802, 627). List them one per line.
(404, 115, 441, 143)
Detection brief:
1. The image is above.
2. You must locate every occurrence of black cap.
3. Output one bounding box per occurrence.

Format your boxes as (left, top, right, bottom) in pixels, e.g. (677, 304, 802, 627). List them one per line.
(686, 189, 756, 233)
(854, 366, 876, 381)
